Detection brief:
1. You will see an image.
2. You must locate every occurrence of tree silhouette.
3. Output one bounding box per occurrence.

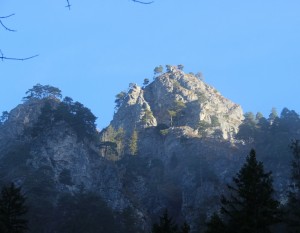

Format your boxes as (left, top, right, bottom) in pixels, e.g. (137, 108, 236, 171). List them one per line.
(154, 65, 164, 76)
(0, 183, 28, 233)
(179, 222, 190, 233)
(0, 14, 38, 61)
(206, 149, 281, 233)
(152, 209, 178, 233)
(23, 84, 62, 101)
(205, 213, 225, 233)
(286, 139, 300, 233)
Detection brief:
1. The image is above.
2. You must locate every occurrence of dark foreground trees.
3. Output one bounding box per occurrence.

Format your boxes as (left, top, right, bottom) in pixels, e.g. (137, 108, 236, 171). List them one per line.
(0, 183, 28, 233)
(206, 149, 281, 233)
(286, 140, 300, 233)
(152, 209, 190, 233)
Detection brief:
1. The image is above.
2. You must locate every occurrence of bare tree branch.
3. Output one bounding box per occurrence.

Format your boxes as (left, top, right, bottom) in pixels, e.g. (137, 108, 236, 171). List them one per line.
(65, 0, 71, 10)
(0, 14, 16, 32)
(0, 0, 153, 62)
(0, 50, 39, 61)
(0, 14, 38, 61)
(132, 0, 154, 4)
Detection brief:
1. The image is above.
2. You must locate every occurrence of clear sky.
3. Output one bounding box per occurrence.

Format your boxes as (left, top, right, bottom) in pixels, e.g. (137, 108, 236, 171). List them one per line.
(1, 0, 300, 129)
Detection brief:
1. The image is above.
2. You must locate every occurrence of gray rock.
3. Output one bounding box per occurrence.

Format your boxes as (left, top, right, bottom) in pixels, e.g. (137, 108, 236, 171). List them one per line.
(110, 67, 244, 140)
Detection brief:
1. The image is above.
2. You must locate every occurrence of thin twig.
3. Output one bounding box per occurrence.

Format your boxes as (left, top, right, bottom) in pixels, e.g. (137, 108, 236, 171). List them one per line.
(132, 0, 154, 4)
(65, 0, 71, 10)
(0, 14, 15, 19)
(0, 50, 39, 61)
(0, 14, 16, 32)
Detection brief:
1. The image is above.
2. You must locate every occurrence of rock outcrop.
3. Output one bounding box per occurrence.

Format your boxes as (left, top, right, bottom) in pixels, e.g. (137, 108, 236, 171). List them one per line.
(0, 97, 150, 233)
(110, 66, 244, 139)
(111, 84, 157, 135)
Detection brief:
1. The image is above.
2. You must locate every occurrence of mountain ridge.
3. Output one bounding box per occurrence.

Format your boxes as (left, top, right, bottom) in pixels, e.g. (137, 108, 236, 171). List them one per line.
(0, 67, 299, 233)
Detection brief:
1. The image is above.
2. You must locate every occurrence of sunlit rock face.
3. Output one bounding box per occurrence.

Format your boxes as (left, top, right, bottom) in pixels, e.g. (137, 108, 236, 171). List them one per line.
(110, 84, 157, 136)
(110, 66, 244, 140)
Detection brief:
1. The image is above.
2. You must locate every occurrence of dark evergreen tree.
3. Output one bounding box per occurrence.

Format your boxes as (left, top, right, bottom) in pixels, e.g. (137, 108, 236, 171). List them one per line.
(236, 112, 257, 142)
(152, 209, 178, 233)
(205, 213, 225, 233)
(286, 139, 300, 233)
(177, 64, 184, 71)
(206, 149, 280, 233)
(165, 65, 172, 73)
(179, 222, 190, 233)
(154, 65, 164, 76)
(291, 140, 300, 188)
(23, 84, 62, 101)
(29, 98, 97, 141)
(115, 91, 127, 110)
(268, 107, 278, 123)
(278, 108, 300, 132)
(143, 78, 150, 86)
(221, 149, 281, 233)
(0, 183, 28, 233)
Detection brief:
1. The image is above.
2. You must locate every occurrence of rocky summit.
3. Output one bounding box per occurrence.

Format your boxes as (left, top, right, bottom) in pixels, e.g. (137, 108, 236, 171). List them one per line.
(111, 66, 244, 140)
(0, 67, 299, 233)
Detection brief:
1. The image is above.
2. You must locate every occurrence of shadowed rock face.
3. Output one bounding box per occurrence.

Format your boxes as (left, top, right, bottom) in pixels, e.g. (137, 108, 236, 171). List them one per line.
(0, 98, 150, 232)
(110, 67, 244, 139)
(0, 98, 129, 210)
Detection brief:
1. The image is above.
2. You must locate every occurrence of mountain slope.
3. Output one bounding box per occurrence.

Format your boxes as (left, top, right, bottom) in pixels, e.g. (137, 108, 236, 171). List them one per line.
(0, 69, 299, 233)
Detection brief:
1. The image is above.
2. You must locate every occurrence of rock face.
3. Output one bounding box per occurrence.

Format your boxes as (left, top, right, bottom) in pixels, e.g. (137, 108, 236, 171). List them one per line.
(0, 99, 44, 151)
(0, 98, 149, 233)
(111, 84, 157, 135)
(0, 100, 128, 210)
(1, 74, 297, 233)
(102, 67, 247, 228)
(110, 66, 244, 139)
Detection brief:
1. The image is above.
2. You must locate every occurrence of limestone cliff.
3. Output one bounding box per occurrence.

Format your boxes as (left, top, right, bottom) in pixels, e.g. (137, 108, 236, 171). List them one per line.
(111, 84, 157, 134)
(110, 66, 244, 139)
(0, 97, 149, 233)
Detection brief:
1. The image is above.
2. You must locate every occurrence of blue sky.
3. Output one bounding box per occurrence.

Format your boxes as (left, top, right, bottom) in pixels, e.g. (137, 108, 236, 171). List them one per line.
(1, 0, 300, 129)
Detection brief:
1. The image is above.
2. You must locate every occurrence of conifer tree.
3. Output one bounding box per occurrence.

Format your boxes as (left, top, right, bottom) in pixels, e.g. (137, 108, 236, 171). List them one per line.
(154, 65, 164, 76)
(179, 222, 190, 233)
(0, 183, 28, 233)
(286, 139, 300, 233)
(206, 149, 280, 233)
(268, 107, 278, 123)
(205, 213, 225, 233)
(152, 209, 178, 233)
(177, 64, 184, 71)
(222, 149, 280, 233)
(129, 130, 138, 155)
(143, 78, 150, 86)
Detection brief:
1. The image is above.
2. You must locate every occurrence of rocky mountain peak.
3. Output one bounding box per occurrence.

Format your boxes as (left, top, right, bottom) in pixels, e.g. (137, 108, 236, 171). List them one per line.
(110, 84, 157, 135)
(110, 66, 244, 139)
